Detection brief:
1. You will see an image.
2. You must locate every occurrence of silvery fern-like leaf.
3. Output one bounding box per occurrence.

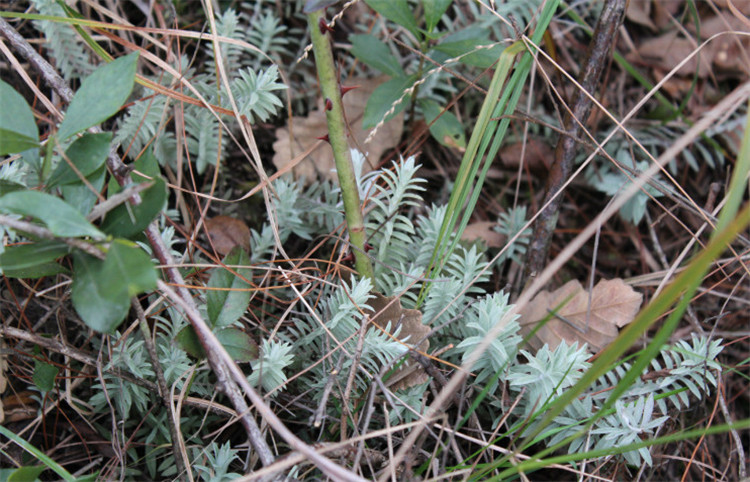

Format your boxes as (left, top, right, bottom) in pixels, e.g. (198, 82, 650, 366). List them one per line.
(250, 224, 276, 263)
(205, 8, 247, 77)
(244, 9, 292, 66)
(508, 342, 590, 417)
(248, 339, 294, 395)
(585, 156, 664, 225)
(271, 178, 313, 241)
(453, 292, 521, 391)
(422, 245, 489, 327)
(494, 205, 531, 265)
(591, 394, 669, 466)
(367, 156, 426, 273)
(32, 0, 94, 80)
(184, 105, 226, 174)
(192, 442, 242, 482)
(228, 66, 286, 123)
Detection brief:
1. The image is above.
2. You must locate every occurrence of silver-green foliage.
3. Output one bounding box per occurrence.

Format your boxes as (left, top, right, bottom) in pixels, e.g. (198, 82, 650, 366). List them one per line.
(248, 339, 295, 395)
(114, 7, 286, 174)
(31, 0, 94, 80)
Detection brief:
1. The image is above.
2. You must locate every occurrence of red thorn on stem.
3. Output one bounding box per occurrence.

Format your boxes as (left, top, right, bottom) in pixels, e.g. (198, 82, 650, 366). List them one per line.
(318, 17, 334, 35)
(325, 98, 333, 111)
(341, 251, 355, 264)
(315, 133, 330, 143)
(340, 85, 360, 97)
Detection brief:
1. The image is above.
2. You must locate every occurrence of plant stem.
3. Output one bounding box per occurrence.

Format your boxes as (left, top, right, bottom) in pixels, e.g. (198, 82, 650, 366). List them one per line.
(306, 9, 374, 281)
(525, 0, 626, 278)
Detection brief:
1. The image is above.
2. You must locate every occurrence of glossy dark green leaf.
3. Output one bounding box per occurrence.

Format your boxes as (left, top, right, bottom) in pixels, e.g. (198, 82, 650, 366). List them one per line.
(420, 99, 466, 148)
(365, 0, 419, 39)
(207, 247, 252, 329)
(0, 80, 38, 156)
(57, 52, 139, 140)
(47, 133, 112, 187)
(100, 177, 166, 238)
(216, 328, 259, 362)
(0, 241, 69, 272)
(0, 190, 104, 239)
(350, 34, 404, 77)
(422, 0, 452, 32)
(362, 74, 417, 129)
(33, 361, 58, 392)
(71, 241, 157, 333)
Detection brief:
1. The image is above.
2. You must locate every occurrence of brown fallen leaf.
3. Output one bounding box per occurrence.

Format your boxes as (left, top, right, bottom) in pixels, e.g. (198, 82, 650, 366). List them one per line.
(204, 215, 251, 256)
(500, 138, 553, 172)
(518, 279, 642, 354)
(461, 221, 505, 248)
(272, 76, 404, 183)
(628, 31, 714, 78)
(368, 292, 429, 392)
(626, 0, 656, 31)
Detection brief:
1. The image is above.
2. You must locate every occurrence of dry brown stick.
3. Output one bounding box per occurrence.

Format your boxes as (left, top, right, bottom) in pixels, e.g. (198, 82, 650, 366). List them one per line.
(0, 15, 276, 467)
(525, 0, 627, 278)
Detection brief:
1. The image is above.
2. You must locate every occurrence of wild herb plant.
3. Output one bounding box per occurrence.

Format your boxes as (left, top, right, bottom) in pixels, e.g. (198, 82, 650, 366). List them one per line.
(0, 0, 747, 480)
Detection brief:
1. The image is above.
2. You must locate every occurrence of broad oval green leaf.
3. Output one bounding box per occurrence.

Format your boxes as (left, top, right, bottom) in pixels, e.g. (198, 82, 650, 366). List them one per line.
(33, 361, 59, 392)
(71, 240, 157, 333)
(364, 0, 420, 40)
(57, 52, 139, 141)
(104, 240, 158, 298)
(432, 26, 504, 68)
(47, 132, 112, 187)
(62, 164, 107, 215)
(0, 190, 104, 239)
(176, 326, 259, 362)
(0, 129, 39, 157)
(0, 241, 69, 269)
(422, 0, 452, 32)
(176, 326, 205, 359)
(0, 262, 68, 279)
(0, 80, 39, 156)
(420, 99, 466, 149)
(350, 34, 404, 78)
(216, 327, 259, 362)
(362, 74, 417, 129)
(207, 247, 252, 329)
(100, 177, 167, 238)
(71, 252, 129, 333)
(6, 465, 46, 482)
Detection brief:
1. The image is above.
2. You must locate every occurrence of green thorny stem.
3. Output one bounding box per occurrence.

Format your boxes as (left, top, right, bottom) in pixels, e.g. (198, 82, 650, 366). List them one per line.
(307, 9, 374, 281)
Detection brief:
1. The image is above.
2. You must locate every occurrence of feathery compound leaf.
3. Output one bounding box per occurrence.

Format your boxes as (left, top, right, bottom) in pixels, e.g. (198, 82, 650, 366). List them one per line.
(31, 0, 94, 81)
(229, 66, 286, 123)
